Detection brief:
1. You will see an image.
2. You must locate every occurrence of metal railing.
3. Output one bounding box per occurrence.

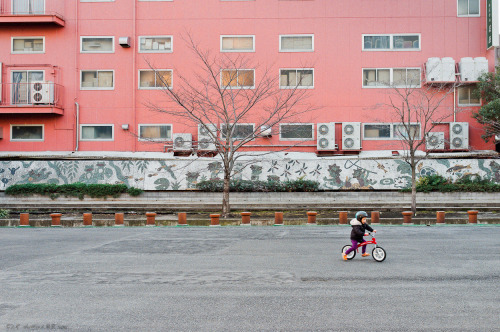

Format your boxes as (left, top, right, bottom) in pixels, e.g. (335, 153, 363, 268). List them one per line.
(0, 81, 62, 109)
(0, 0, 65, 19)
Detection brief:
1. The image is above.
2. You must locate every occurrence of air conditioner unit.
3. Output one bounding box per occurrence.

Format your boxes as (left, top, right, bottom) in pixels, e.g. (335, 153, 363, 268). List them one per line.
(173, 133, 193, 151)
(30, 81, 54, 104)
(449, 122, 469, 150)
(260, 125, 272, 137)
(441, 58, 456, 82)
(459, 57, 475, 81)
(426, 57, 441, 81)
(198, 124, 217, 151)
(342, 122, 361, 150)
(316, 122, 336, 151)
(426, 132, 445, 150)
(474, 57, 488, 80)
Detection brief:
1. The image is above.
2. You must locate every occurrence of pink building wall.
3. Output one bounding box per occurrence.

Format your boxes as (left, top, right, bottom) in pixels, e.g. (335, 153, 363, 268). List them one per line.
(0, 0, 496, 153)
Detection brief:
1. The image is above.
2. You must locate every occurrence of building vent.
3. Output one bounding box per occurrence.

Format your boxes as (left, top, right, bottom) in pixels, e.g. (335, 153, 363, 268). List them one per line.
(449, 122, 469, 150)
(198, 124, 217, 151)
(425, 132, 445, 150)
(173, 133, 193, 151)
(342, 122, 361, 150)
(316, 122, 335, 151)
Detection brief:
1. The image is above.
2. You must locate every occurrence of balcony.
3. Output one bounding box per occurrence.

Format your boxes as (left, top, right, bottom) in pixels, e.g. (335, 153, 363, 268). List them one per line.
(0, 0, 65, 26)
(0, 81, 64, 115)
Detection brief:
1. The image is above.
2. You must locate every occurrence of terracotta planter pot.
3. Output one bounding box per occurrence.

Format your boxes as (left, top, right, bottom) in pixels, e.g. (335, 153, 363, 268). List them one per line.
(467, 210, 479, 224)
(50, 213, 62, 227)
(339, 211, 348, 225)
(146, 212, 156, 226)
(83, 213, 92, 226)
(274, 212, 283, 225)
(115, 213, 124, 226)
(371, 211, 380, 224)
(241, 212, 251, 226)
(402, 211, 413, 224)
(210, 214, 220, 226)
(19, 213, 30, 227)
(436, 211, 445, 224)
(178, 212, 187, 226)
(307, 211, 317, 224)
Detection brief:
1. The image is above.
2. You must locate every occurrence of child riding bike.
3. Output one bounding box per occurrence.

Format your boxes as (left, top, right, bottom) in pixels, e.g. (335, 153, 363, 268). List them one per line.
(343, 211, 377, 261)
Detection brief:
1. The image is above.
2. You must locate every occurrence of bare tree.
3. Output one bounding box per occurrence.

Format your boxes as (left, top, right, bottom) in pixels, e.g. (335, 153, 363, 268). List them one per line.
(146, 35, 316, 217)
(375, 79, 460, 215)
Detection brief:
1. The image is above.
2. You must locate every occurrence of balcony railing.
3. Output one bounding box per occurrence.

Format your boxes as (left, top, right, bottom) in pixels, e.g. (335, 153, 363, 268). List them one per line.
(0, 0, 65, 26)
(0, 81, 64, 114)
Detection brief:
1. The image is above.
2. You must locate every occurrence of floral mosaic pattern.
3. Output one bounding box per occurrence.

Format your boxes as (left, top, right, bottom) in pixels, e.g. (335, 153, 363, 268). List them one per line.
(0, 158, 498, 191)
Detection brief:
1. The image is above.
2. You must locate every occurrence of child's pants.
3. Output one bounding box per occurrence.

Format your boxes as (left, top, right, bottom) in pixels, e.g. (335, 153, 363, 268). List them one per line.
(345, 239, 366, 255)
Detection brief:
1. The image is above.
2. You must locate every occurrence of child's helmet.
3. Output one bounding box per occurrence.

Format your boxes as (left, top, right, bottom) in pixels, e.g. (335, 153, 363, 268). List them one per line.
(355, 211, 368, 221)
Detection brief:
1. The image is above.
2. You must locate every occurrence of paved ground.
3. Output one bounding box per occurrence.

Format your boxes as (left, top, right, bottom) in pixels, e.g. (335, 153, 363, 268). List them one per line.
(0, 225, 499, 331)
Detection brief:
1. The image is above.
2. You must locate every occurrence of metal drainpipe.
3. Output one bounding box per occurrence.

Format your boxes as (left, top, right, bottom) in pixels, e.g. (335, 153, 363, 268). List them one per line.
(453, 85, 456, 122)
(75, 102, 80, 151)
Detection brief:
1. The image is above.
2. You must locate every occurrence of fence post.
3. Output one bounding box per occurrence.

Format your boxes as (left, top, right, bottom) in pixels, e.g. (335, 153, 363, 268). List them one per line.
(467, 210, 478, 224)
(241, 212, 251, 226)
(339, 211, 348, 225)
(146, 212, 156, 226)
(436, 211, 445, 224)
(210, 214, 220, 226)
(115, 213, 124, 227)
(83, 213, 93, 227)
(371, 211, 380, 225)
(178, 212, 187, 226)
(50, 213, 62, 227)
(19, 213, 30, 227)
(402, 211, 413, 224)
(307, 211, 317, 225)
(274, 212, 283, 226)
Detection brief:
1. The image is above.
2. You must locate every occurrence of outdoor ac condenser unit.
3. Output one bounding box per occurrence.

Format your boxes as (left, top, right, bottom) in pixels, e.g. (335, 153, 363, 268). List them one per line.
(173, 133, 193, 151)
(449, 122, 469, 150)
(30, 81, 54, 104)
(342, 122, 361, 150)
(316, 122, 336, 151)
(425, 132, 445, 150)
(198, 124, 217, 151)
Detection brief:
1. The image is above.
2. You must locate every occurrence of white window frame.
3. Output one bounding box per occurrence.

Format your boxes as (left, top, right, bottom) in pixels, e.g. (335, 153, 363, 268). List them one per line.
(10, 124, 44, 142)
(11, 36, 45, 54)
(10, 70, 45, 105)
(362, 68, 421, 88)
(220, 35, 255, 52)
(220, 123, 255, 140)
(138, 124, 172, 141)
(457, 0, 480, 17)
(80, 124, 114, 141)
(11, 0, 46, 14)
(80, 70, 114, 90)
(362, 34, 421, 51)
(279, 34, 314, 52)
(279, 68, 314, 89)
(279, 123, 315, 141)
(363, 123, 421, 140)
(80, 36, 114, 53)
(80, 0, 115, 2)
(220, 69, 255, 89)
(138, 69, 173, 89)
(138, 35, 173, 53)
(457, 85, 481, 106)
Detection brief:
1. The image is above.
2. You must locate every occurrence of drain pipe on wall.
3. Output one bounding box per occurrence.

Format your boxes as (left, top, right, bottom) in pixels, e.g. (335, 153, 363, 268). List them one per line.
(75, 102, 80, 151)
(453, 86, 456, 122)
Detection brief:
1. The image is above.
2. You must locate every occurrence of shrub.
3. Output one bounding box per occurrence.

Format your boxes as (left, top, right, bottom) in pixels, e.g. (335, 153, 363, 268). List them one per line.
(5, 183, 143, 199)
(0, 209, 9, 219)
(407, 174, 500, 193)
(196, 178, 320, 192)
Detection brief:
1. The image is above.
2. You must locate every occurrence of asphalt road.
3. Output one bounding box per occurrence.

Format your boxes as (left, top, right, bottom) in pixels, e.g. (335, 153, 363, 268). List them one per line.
(0, 225, 499, 331)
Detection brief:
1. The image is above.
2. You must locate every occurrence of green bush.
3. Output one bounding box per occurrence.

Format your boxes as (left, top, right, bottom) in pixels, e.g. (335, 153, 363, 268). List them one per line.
(0, 209, 9, 219)
(196, 178, 320, 192)
(407, 174, 500, 193)
(5, 183, 143, 200)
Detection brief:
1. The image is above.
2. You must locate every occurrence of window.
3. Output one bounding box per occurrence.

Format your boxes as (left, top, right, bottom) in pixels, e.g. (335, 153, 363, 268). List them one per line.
(458, 85, 481, 106)
(11, 70, 44, 105)
(139, 70, 172, 89)
(363, 34, 420, 51)
(221, 124, 255, 140)
(12, 0, 44, 14)
(10, 125, 43, 141)
(280, 123, 314, 140)
(139, 36, 172, 53)
(221, 69, 255, 88)
(280, 69, 314, 89)
(363, 123, 421, 140)
(81, 37, 114, 53)
(220, 35, 255, 52)
(363, 68, 421, 88)
(81, 70, 114, 90)
(80, 125, 114, 140)
(138, 124, 172, 141)
(12, 37, 44, 54)
(280, 35, 314, 52)
(458, 0, 480, 16)
(80, 0, 115, 2)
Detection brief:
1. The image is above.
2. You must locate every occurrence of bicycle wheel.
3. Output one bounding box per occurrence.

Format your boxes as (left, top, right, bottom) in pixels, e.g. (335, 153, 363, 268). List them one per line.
(372, 247, 386, 262)
(342, 245, 356, 260)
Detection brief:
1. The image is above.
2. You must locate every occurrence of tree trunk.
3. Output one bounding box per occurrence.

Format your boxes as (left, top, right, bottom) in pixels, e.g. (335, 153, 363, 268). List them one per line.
(411, 159, 417, 216)
(222, 172, 231, 218)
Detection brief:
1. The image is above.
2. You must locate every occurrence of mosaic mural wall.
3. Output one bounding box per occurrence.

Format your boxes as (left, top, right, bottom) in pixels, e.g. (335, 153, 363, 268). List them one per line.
(0, 158, 498, 191)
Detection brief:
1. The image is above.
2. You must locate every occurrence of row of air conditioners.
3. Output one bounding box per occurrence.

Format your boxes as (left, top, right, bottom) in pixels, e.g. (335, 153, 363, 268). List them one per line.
(425, 122, 469, 150)
(317, 122, 361, 151)
(30, 81, 55, 104)
(426, 57, 488, 82)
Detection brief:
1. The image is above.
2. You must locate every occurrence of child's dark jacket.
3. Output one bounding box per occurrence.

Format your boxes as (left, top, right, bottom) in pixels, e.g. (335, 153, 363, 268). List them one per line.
(349, 219, 374, 242)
